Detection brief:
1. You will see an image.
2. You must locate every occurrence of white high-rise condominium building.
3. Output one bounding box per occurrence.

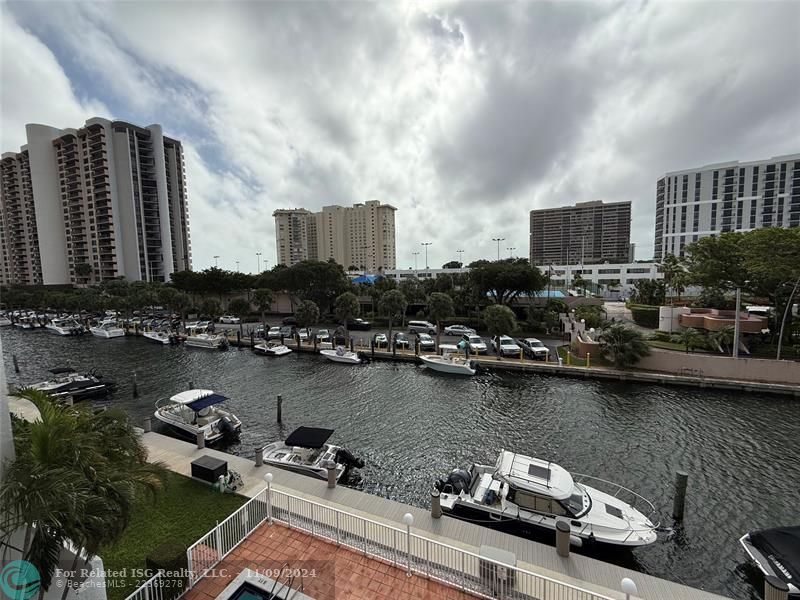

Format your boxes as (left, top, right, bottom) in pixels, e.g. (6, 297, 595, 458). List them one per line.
(0, 118, 191, 286)
(273, 200, 396, 270)
(654, 154, 800, 260)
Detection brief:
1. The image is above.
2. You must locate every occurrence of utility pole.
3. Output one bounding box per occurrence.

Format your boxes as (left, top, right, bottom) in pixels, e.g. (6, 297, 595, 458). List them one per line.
(421, 242, 432, 269)
(492, 237, 505, 261)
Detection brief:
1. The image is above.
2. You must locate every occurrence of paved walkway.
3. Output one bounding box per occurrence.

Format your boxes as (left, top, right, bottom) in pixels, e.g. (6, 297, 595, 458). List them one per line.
(143, 432, 731, 600)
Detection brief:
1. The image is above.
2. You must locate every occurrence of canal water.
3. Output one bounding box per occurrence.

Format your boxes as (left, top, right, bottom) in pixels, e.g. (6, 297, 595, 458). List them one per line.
(2, 327, 797, 599)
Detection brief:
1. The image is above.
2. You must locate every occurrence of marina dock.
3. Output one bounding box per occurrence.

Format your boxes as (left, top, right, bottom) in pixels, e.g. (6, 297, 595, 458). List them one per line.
(143, 431, 732, 600)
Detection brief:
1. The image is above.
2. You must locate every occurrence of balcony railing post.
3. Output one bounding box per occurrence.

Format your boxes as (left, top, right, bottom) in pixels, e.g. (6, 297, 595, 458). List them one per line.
(402, 513, 413, 577)
(335, 511, 340, 546)
(215, 521, 222, 558)
(264, 473, 273, 524)
(311, 503, 316, 537)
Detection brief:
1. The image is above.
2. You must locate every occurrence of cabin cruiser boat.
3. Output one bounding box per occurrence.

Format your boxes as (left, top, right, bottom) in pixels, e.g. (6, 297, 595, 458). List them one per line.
(420, 353, 476, 376)
(184, 327, 228, 349)
(261, 426, 364, 481)
(143, 330, 173, 345)
(254, 340, 292, 356)
(740, 527, 800, 595)
(435, 450, 659, 548)
(45, 317, 84, 336)
(320, 346, 367, 364)
(154, 389, 241, 444)
(30, 367, 116, 402)
(90, 321, 125, 338)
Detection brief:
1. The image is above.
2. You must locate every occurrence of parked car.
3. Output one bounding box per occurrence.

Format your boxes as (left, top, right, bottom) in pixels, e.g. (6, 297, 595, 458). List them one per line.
(394, 332, 410, 349)
(219, 315, 241, 324)
(517, 338, 550, 360)
(444, 324, 476, 336)
(296, 327, 310, 341)
(461, 334, 487, 354)
(373, 333, 388, 348)
(282, 316, 297, 326)
(492, 335, 521, 357)
(279, 325, 294, 338)
(417, 332, 436, 351)
(267, 326, 282, 339)
(315, 329, 331, 342)
(346, 318, 372, 331)
(408, 320, 437, 334)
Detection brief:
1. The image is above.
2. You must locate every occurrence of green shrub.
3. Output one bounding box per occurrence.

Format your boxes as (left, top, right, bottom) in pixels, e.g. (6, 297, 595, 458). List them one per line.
(145, 540, 188, 600)
(630, 305, 659, 328)
(651, 330, 672, 342)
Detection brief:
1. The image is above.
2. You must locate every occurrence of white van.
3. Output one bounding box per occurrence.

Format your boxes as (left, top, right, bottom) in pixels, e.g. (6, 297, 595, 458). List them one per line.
(408, 320, 437, 334)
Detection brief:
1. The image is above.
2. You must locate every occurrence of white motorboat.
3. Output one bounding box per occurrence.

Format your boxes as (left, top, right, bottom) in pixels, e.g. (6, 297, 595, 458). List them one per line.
(154, 389, 241, 444)
(15, 315, 42, 329)
(261, 426, 364, 481)
(435, 450, 660, 548)
(45, 317, 84, 336)
(0, 317, 12, 327)
(420, 353, 476, 376)
(184, 330, 228, 349)
(143, 330, 173, 345)
(320, 346, 365, 364)
(740, 527, 800, 596)
(30, 367, 116, 402)
(90, 322, 125, 338)
(254, 341, 292, 356)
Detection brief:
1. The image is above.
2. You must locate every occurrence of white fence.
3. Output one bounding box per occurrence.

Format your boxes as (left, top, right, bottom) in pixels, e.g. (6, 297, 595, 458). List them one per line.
(181, 482, 617, 600)
(123, 570, 167, 600)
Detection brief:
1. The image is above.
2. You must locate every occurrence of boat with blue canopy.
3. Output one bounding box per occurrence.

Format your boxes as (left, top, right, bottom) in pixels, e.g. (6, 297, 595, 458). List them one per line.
(154, 389, 242, 443)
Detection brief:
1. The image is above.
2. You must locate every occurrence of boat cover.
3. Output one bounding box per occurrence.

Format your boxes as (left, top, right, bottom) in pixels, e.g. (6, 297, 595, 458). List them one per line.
(50, 367, 76, 374)
(186, 393, 230, 412)
(285, 427, 334, 449)
(750, 526, 800, 585)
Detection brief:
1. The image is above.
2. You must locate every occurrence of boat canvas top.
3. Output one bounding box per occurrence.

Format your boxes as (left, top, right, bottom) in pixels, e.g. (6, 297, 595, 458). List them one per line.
(494, 450, 574, 500)
(749, 526, 800, 584)
(50, 367, 76, 374)
(168, 389, 230, 411)
(284, 426, 335, 449)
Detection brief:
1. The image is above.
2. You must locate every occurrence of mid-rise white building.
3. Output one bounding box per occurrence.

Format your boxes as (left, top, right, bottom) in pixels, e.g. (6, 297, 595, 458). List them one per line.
(654, 154, 800, 260)
(0, 118, 191, 285)
(273, 200, 396, 270)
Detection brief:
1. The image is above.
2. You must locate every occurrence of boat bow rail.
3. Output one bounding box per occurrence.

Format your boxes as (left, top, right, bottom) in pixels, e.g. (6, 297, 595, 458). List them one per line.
(572, 473, 661, 531)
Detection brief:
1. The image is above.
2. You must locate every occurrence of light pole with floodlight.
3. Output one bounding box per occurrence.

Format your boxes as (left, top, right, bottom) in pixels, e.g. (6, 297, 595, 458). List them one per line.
(492, 237, 505, 261)
(421, 242, 432, 269)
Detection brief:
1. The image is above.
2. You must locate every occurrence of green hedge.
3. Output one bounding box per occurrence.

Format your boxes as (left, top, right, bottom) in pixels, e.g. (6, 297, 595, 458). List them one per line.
(630, 304, 659, 328)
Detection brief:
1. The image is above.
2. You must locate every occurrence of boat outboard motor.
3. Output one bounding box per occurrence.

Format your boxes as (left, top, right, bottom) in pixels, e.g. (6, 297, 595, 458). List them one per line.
(335, 448, 365, 469)
(435, 468, 471, 494)
(356, 352, 370, 364)
(218, 416, 238, 437)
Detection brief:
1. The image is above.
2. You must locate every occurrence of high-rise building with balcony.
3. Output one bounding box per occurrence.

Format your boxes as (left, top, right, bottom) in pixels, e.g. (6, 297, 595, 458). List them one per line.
(654, 154, 800, 260)
(0, 118, 191, 285)
(529, 200, 632, 266)
(273, 200, 396, 270)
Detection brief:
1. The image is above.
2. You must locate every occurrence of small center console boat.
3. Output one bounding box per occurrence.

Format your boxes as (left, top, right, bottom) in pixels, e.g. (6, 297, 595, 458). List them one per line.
(320, 346, 367, 364)
(419, 353, 476, 375)
(154, 389, 241, 444)
(143, 330, 174, 345)
(261, 426, 364, 481)
(254, 341, 292, 356)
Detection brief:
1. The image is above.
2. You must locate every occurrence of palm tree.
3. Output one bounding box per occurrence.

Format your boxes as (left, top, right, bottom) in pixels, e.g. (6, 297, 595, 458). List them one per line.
(598, 323, 651, 368)
(427, 292, 454, 349)
(172, 292, 190, 331)
(711, 325, 736, 355)
(253, 289, 274, 340)
(661, 254, 688, 304)
(334, 292, 360, 341)
(378, 290, 407, 347)
(672, 327, 704, 353)
(0, 389, 167, 598)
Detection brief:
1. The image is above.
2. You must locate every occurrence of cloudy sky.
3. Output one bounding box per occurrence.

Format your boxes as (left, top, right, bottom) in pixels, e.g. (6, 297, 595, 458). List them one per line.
(2, 1, 799, 272)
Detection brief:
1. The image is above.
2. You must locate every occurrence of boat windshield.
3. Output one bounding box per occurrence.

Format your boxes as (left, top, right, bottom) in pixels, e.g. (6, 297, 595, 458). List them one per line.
(565, 485, 587, 516)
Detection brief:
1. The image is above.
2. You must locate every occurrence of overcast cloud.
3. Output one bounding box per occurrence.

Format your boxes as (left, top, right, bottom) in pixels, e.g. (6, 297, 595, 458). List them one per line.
(2, 1, 799, 271)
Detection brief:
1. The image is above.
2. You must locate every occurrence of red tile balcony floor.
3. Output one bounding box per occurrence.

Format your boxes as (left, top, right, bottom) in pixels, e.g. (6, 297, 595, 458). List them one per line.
(184, 521, 477, 600)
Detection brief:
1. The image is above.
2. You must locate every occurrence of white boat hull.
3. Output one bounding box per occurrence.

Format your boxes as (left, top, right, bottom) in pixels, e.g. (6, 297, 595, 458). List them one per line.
(185, 334, 227, 349)
(254, 343, 292, 356)
(143, 331, 172, 345)
(90, 327, 125, 338)
(420, 354, 476, 375)
(0, 318, 12, 327)
(320, 349, 362, 364)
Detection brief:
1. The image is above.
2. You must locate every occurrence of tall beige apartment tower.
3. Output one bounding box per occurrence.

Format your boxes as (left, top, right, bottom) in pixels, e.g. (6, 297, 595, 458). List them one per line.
(273, 200, 396, 270)
(529, 200, 632, 266)
(0, 118, 191, 285)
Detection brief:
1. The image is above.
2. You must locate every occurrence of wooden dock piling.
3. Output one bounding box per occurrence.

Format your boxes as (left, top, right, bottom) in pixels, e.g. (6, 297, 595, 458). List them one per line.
(672, 470, 689, 520)
(277, 394, 283, 423)
(12, 354, 19, 373)
(132, 371, 139, 398)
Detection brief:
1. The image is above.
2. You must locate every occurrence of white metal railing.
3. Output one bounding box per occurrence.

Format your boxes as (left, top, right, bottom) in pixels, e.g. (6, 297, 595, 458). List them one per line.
(123, 570, 166, 600)
(182, 482, 618, 600)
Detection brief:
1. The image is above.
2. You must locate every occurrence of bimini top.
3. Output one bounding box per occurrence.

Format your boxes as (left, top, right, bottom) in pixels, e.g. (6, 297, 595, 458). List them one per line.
(50, 367, 76, 374)
(494, 451, 575, 500)
(285, 427, 334, 449)
(169, 389, 230, 411)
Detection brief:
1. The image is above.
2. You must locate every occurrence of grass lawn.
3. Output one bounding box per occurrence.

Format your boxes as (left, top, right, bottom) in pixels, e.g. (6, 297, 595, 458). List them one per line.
(101, 471, 247, 600)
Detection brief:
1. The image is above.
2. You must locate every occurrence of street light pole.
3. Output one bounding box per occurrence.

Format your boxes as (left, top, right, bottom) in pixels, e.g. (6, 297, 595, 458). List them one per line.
(733, 286, 742, 359)
(256, 252, 262, 273)
(456, 249, 464, 266)
(412, 252, 419, 271)
(421, 242, 432, 269)
(507, 247, 515, 259)
(213, 255, 220, 267)
(492, 237, 505, 261)
(235, 260, 239, 272)
(777, 277, 800, 360)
